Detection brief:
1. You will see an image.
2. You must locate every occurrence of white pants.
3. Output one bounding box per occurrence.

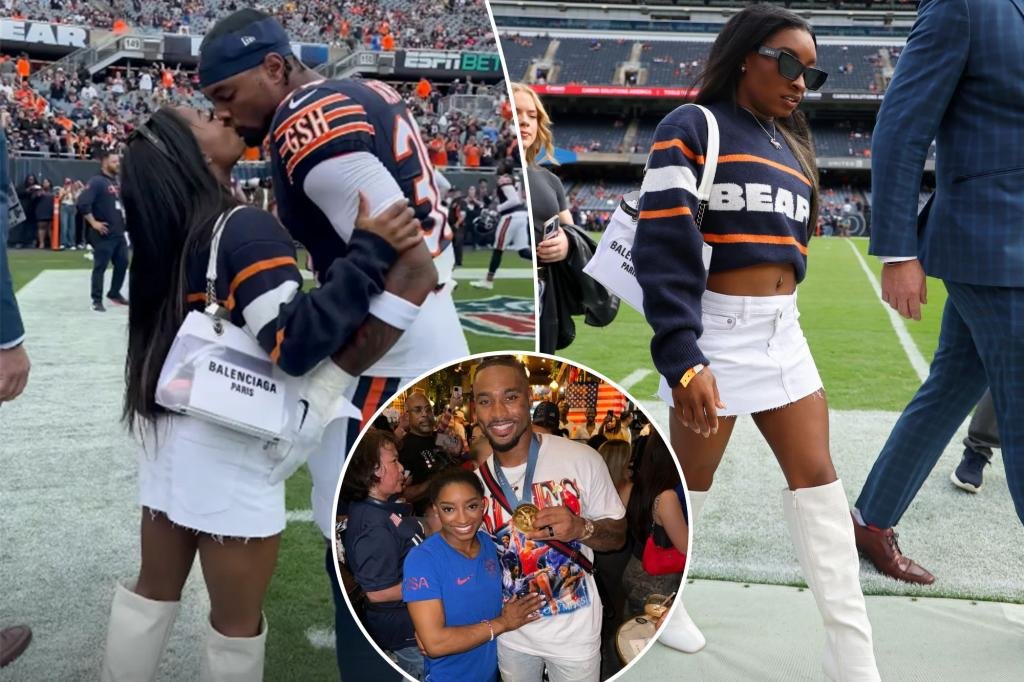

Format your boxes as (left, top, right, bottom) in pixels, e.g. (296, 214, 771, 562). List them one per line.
(495, 211, 530, 252)
(498, 643, 601, 682)
(658, 290, 823, 416)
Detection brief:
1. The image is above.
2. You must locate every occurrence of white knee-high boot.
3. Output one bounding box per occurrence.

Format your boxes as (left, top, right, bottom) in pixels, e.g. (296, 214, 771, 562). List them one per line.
(100, 583, 180, 682)
(657, 489, 707, 654)
(199, 614, 268, 682)
(782, 480, 880, 682)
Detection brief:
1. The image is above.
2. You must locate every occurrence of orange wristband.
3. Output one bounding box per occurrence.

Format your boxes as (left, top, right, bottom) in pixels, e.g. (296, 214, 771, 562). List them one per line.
(679, 363, 706, 389)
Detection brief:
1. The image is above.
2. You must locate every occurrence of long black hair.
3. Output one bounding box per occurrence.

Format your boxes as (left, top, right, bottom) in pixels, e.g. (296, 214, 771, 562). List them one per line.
(626, 431, 683, 547)
(694, 4, 820, 237)
(121, 107, 239, 432)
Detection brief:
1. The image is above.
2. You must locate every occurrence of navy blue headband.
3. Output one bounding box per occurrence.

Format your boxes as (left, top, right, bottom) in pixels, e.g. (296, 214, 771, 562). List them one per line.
(198, 17, 293, 88)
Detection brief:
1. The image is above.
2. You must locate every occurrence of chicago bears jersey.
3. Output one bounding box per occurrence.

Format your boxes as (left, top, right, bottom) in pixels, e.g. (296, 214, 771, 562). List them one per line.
(268, 77, 467, 380)
(269, 78, 452, 272)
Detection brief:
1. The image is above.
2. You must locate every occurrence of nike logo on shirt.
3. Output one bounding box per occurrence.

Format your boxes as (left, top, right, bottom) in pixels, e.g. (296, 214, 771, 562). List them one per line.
(456, 576, 471, 586)
(288, 90, 316, 110)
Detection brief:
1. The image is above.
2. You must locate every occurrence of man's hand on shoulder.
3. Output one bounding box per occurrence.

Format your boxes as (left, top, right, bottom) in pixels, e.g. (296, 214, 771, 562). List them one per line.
(355, 192, 421, 253)
(881, 259, 927, 320)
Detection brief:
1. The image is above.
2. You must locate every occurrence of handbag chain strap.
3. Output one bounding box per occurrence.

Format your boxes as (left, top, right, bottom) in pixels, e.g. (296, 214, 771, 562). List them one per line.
(204, 206, 246, 334)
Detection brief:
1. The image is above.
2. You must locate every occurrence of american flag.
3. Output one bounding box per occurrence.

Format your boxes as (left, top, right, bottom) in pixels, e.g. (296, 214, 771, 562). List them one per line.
(563, 381, 627, 425)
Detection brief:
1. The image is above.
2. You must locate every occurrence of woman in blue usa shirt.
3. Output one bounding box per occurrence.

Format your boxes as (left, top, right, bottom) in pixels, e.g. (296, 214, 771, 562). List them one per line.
(404, 469, 542, 681)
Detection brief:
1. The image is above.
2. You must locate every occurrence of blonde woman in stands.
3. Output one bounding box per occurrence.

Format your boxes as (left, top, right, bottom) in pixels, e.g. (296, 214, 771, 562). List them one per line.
(514, 83, 614, 353)
(634, 5, 879, 680)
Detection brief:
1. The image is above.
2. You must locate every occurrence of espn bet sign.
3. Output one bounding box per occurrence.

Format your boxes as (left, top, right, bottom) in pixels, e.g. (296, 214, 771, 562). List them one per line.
(397, 50, 503, 80)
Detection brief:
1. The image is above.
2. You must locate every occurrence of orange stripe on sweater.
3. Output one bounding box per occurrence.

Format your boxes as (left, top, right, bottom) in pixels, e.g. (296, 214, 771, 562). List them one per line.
(650, 139, 705, 165)
(638, 206, 692, 220)
(702, 233, 808, 255)
(270, 329, 285, 364)
(717, 154, 811, 186)
(225, 256, 297, 310)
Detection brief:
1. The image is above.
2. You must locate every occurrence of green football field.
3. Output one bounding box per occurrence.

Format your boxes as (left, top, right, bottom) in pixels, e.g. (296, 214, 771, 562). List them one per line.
(4, 246, 531, 680)
(567, 237, 944, 411)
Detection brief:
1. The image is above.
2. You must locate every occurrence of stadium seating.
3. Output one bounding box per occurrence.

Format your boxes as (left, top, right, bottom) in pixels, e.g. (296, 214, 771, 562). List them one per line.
(501, 1, 919, 9)
(15, 0, 495, 50)
(633, 117, 663, 152)
(509, 36, 896, 93)
(811, 122, 874, 157)
(2, 59, 514, 166)
(566, 181, 637, 212)
(814, 44, 884, 93)
(501, 34, 551, 83)
(639, 41, 708, 87)
(554, 117, 629, 154)
(555, 38, 633, 85)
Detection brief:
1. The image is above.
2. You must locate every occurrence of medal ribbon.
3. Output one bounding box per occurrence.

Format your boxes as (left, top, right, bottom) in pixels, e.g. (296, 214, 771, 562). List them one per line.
(493, 433, 540, 508)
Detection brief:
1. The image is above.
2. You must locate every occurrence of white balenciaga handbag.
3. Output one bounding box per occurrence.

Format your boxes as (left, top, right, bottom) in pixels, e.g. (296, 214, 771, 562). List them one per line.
(583, 103, 721, 313)
(155, 207, 359, 481)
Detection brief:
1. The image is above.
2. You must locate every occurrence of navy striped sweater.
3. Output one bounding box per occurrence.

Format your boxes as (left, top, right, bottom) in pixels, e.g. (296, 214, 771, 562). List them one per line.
(184, 206, 396, 377)
(634, 101, 813, 386)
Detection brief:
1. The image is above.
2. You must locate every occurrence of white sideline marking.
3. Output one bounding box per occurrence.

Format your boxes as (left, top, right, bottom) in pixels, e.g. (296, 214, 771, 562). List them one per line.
(306, 626, 336, 649)
(286, 509, 314, 523)
(845, 239, 929, 382)
(619, 369, 652, 390)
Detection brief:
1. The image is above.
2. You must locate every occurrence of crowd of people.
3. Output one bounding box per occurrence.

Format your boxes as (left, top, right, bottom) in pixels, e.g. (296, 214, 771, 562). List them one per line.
(1, 58, 205, 159)
(2, 53, 517, 172)
(6, 0, 495, 50)
(338, 357, 687, 681)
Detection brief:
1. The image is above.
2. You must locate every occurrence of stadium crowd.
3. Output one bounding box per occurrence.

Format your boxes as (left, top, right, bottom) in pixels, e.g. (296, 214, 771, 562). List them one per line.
(5, 0, 495, 50)
(1, 55, 517, 171)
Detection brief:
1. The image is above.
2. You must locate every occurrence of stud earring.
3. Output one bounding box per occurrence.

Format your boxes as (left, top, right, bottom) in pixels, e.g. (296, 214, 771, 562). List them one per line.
(741, 65, 747, 73)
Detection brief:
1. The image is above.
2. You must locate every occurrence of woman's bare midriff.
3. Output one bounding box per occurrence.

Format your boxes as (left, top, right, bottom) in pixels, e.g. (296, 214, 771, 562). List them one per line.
(706, 263, 797, 297)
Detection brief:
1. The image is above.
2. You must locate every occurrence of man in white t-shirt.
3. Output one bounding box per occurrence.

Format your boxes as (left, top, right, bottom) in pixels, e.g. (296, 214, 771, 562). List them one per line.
(472, 356, 626, 681)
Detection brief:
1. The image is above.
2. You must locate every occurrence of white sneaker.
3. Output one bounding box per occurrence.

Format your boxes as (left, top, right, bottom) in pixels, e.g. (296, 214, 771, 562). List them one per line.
(470, 279, 494, 289)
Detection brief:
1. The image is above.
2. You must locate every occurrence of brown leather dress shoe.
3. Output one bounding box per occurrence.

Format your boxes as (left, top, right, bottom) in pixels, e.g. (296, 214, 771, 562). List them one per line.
(851, 513, 936, 585)
(0, 625, 32, 667)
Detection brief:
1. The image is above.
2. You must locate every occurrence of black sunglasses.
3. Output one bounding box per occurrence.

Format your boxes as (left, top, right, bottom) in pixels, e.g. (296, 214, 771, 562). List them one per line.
(127, 119, 174, 161)
(757, 46, 828, 91)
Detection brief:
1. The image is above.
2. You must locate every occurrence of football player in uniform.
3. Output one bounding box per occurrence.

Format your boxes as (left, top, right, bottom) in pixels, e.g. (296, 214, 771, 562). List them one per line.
(198, 10, 469, 678)
(471, 158, 531, 290)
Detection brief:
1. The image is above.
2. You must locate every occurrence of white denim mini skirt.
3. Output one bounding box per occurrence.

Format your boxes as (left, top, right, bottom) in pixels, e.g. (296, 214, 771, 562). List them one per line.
(138, 416, 285, 538)
(657, 290, 823, 416)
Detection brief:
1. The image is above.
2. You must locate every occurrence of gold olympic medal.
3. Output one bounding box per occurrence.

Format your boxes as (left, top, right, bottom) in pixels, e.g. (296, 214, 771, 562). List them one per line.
(512, 504, 539, 533)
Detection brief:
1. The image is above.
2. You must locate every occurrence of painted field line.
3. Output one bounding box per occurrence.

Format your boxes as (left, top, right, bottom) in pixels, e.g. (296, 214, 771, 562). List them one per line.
(845, 239, 929, 382)
(305, 626, 335, 649)
(286, 509, 314, 523)
(619, 369, 653, 391)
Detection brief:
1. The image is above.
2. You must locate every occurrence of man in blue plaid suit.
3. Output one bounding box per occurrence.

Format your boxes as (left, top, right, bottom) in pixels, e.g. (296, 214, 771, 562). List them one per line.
(852, 0, 1024, 584)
